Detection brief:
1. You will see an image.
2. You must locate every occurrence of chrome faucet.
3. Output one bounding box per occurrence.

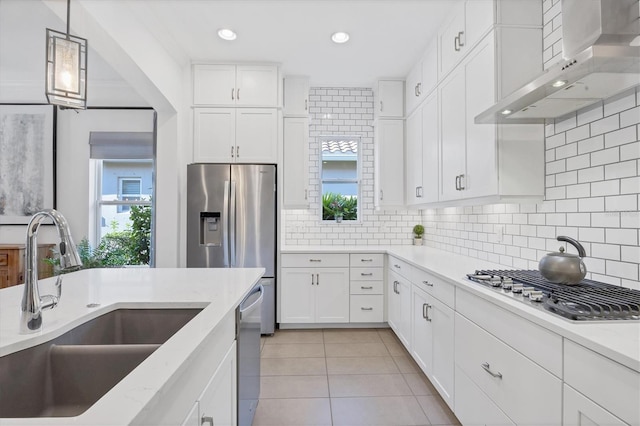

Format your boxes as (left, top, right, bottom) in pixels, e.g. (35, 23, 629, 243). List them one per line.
(20, 209, 82, 333)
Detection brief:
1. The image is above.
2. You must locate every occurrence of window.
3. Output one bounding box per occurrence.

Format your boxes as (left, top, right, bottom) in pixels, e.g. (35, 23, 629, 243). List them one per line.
(320, 136, 360, 221)
(89, 130, 154, 266)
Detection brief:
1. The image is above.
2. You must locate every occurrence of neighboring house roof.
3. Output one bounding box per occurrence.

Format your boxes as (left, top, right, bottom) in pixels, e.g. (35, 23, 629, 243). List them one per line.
(322, 139, 358, 154)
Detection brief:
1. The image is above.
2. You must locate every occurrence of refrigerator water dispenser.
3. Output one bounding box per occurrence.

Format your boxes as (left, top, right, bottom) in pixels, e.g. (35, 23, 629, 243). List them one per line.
(200, 212, 221, 246)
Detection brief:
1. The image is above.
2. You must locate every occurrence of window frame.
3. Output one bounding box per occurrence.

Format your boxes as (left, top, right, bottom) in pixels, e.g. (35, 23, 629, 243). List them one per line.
(117, 177, 143, 213)
(319, 135, 362, 223)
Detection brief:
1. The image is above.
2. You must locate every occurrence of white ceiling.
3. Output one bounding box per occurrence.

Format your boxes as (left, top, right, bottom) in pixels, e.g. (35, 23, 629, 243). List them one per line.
(1, 0, 458, 97)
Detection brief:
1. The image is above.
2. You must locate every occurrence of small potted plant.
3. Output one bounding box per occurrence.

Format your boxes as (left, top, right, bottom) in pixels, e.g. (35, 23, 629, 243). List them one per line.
(412, 224, 425, 245)
(329, 199, 344, 223)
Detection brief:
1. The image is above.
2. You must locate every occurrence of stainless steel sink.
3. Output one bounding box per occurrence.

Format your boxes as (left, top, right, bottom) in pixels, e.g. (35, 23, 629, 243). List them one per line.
(0, 308, 202, 418)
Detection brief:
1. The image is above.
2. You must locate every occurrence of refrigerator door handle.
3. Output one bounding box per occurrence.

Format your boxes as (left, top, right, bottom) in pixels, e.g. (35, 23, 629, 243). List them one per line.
(222, 180, 230, 267)
(230, 180, 237, 267)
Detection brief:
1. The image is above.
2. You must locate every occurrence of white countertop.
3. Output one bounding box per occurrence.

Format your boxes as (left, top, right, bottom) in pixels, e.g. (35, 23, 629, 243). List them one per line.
(283, 245, 640, 372)
(0, 267, 264, 425)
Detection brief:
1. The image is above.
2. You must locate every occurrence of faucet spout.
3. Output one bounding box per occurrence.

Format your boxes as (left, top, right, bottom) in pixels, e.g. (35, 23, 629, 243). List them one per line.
(20, 209, 82, 333)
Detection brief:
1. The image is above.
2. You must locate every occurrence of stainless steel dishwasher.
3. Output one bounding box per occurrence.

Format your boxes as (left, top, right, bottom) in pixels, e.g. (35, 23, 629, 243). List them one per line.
(237, 283, 263, 426)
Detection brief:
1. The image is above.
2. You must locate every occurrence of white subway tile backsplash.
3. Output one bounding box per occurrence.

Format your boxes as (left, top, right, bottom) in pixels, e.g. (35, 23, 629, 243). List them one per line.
(620, 177, 640, 194)
(578, 135, 604, 154)
(620, 106, 640, 127)
(556, 143, 577, 160)
(579, 227, 605, 243)
(591, 212, 621, 228)
(604, 90, 637, 117)
(577, 103, 604, 126)
(566, 153, 590, 171)
(590, 147, 620, 166)
(591, 243, 621, 261)
(604, 126, 637, 148)
(620, 141, 640, 161)
(606, 228, 638, 246)
(567, 213, 591, 227)
(555, 115, 577, 133)
(605, 194, 637, 212)
(546, 213, 566, 226)
(606, 260, 639, 281)
(604, 160, 637, 179)
(591, 180, 620, 197)
(578, 197, 604, 212)
(546, 133, 565, 149)
(578, 166, 605, 183)
(566, 183, 590, 198)
(621, 246, 640, 263)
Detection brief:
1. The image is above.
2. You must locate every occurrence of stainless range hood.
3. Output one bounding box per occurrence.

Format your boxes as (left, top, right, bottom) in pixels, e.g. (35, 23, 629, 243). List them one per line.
(476, 0, 640, 124)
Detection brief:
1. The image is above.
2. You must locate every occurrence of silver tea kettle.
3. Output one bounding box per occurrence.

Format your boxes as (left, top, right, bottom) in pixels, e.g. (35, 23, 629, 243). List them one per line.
(538, 236, 587, 285)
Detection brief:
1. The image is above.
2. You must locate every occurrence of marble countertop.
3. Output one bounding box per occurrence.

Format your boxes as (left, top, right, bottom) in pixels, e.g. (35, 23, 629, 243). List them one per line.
(0, 267, 264, 425)
(283, 245, 640, 372)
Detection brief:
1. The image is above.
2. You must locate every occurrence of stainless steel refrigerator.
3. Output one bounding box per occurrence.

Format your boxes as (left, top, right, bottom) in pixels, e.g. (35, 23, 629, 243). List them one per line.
(186, 163, 276, 335)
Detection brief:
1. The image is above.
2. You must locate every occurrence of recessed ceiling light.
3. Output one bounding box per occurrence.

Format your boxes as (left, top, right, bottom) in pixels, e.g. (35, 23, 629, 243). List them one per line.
(552, 80, 568, 88)
(218, 29, 237, 41)
(331, 32, 350, 44)
(501, 109, 512, 115)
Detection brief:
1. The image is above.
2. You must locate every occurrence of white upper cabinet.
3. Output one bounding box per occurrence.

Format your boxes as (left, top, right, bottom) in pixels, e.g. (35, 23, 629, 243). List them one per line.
(193, 64, 278, 107)
(405, 40, 437, 116)
(374, 119, 404, 208)
(283, 117, 309, 208)
(376, 80, 404, 118)
(283, 76, 310, 116)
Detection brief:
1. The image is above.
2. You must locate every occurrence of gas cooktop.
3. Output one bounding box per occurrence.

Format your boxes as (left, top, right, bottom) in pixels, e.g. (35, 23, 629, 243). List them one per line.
(467, 270, 640, 321)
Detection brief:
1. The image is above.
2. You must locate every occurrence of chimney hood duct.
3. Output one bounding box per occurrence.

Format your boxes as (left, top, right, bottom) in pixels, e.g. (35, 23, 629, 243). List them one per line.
(475, 0, 640, 124)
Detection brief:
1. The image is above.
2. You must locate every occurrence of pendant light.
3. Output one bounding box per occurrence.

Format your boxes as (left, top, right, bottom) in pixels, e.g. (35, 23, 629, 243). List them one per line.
(45, 0, 88, 109)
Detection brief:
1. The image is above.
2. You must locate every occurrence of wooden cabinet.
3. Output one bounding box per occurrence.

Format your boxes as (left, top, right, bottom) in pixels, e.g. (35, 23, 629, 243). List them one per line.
(193, 64, 278, 107)
(376, 80, 404, 118)
(0, 244, 54, 289)
(405, 40, 437, 116)
(349, 253, 384, 323)
(283, 76, 309, 116)
(374, 119, 404, 208)
(180, 341, 237, 426)
(280, 253, 349, 324)
(405, 90, 439, 206)
(283, 117, 309, 208)
(193, 108, 277, 163)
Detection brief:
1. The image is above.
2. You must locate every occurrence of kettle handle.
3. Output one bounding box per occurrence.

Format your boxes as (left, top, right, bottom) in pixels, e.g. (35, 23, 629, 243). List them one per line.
(557, 236, 586, 258)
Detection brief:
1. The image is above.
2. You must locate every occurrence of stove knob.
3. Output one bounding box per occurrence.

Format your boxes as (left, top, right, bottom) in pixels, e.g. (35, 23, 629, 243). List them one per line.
(522, 286, 535, 297)
(529, 290, 544, 302)
(502, 280, 513, 291)
(490, 277, 503, 288)
(512, 284, 523, 294)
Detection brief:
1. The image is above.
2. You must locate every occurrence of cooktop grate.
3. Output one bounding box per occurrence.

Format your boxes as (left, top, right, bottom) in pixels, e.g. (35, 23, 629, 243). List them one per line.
(467, 270, 640, 321)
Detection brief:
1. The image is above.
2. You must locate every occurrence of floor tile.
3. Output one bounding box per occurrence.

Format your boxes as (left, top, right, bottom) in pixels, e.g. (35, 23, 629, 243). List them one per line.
(261, 357, 327, 376)
(331, 396, 430, 425)
(260, 375, 329, 398)
(252, 398, 332, 426)
(377, 328, 400, 344)
(382, 338, 408, 356)
(416, 395, 460, 425)
(264, 330, 324, 344)
(261, 343, 325, 358)
(326, 356, 400, 375)
(323, 329, 382, 343)
(328, 374, 412, 397)
(404, 373, 437, 396)
(324, 342, 390, 357)
(393, 354, 421, 373)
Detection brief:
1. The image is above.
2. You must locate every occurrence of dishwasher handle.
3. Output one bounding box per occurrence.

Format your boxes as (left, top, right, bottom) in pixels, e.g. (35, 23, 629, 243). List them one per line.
(239, 284, 264, 320)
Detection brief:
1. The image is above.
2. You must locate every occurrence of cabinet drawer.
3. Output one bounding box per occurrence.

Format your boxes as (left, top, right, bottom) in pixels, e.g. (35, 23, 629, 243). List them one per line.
(456, 288, 562, 377)
(350, 281, 383, 295)
(455, 313, 562, 425)
(387, 255, 413, 280)
(413, 268, 455, 308)
(350, 268, 384, 282)
(350, 295, 384, 323)
(349, 253, 384, 267)
(0, 253, 7, 267)
(564, 340, 640, 426)
(281, 253, 349, 268)
(454, 365, 515, 426)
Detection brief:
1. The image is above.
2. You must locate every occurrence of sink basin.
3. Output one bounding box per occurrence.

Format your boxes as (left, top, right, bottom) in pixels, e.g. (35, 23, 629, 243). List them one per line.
(0, 308, 202, 418)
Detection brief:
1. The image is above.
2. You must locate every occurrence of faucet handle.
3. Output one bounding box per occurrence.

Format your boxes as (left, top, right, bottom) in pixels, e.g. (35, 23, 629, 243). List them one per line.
(40, 276, 63, 310)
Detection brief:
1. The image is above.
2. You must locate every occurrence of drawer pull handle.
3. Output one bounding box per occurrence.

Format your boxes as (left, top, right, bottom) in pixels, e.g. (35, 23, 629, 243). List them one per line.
(393, 280, 398, 294)
(361, 286, 373, 290)
(202, 415, 214, 426)
(360, 272, 373, 276)
(361, 307, 373, 311)
(423, 303, 432, 321)
(423, 280, 434, 287)
(360, 259, 373, 262)
(309, 259, 322, 262)
(481, 362, 503, 379)
(393, 264, 401, 269)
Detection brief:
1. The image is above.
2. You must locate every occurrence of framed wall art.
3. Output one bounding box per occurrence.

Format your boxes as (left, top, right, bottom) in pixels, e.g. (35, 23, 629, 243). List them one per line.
(0, 104, 56, 225)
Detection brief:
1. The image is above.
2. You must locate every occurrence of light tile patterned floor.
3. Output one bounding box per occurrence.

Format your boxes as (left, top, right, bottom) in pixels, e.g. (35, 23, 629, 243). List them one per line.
(253, 328, 461, 426)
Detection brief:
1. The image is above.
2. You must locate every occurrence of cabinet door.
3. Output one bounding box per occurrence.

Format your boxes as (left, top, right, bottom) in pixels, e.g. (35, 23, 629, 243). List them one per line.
(405, 61, 422, 116)
(236, 65, 278, 107)
(235, 108, 278, 163)
(387, 270, 401, 333)
(455, 365, 515, 426)
(563, 384, 627, 426)
(199, 343, 237, 426)
(439, 67, 465, 201)
(193, 65, 236, 106)
(193, 108, 235, 163)
(377, 80, 404, 118)
(420, 40, 438, 97)
(315, 268, 350, 323)
(464, 0, 494, 52)
(411, 286, 433, 376)
(397, 278, 412, 349)
(421, 91, 439, 204)
(439, 2, 465, 78)
(283, 76, 309, 116)
(375, 119, 404, 208)
(280, 268, 315, 323)
(464, 32, 497, 199)
(430, 297, 454, 408)
(283, 117, 309, 208)
(180, 402, 199, 426)
(405, 108, 422, 205)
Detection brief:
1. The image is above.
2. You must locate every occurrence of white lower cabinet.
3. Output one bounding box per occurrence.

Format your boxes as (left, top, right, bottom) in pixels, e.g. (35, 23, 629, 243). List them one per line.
(454, 365, 515, 426)
(181, 341, 237, 426)
(349, 253, 385, 323)
(280, 267, 349, 324)
(387, 268, 411, 348)
(563, 384, 628, 426)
